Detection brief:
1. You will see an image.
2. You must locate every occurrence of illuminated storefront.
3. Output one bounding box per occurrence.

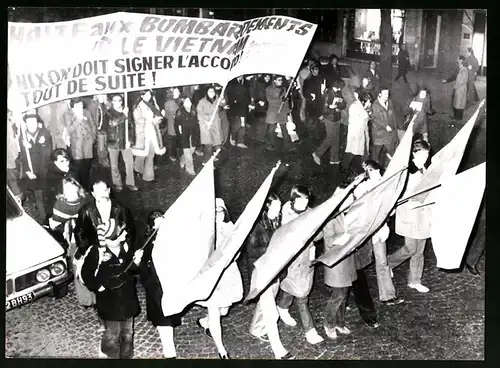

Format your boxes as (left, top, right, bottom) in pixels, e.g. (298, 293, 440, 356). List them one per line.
(346, 9, 405, 62)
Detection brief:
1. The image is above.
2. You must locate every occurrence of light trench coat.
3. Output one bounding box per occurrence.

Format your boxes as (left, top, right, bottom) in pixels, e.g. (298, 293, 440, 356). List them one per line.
(345, 100, 370, 156)
(132, 100, 166, 157)
(196, 97, 223, 146)
(395, 169, 432, 239)
(452, 67, 469, 110)
(279, 201, 316, 298)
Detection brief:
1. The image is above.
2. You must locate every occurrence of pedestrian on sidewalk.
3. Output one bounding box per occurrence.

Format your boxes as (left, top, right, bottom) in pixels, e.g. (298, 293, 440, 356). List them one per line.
(77, 179, 142, 359)
(247, 193, 295, 360)
(195, 199, 244, 359)
(442, 56, 469, 122)
(139, 210, 182, 359)
(131, 90, 166, 182)
(395, 44, 411, 83)
(276, 186, 324, 345)
(107, 94, 138, 192)
(196, 86, 223, 163)
(465, 48, 480, 106)
(387, 139, 432, 294)
(312, 80, 347, 166)
(370, 87, 399, 169)
(174, 97, 198, 176)
(341, 89, 372, 173)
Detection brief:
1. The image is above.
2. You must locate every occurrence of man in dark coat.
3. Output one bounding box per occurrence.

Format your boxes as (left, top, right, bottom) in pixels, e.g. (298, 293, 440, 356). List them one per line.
(226, 76, 252, 148)
(76, 179, 141, 359)
(370, 87, 400, 169)
(395, 44, 411, 83)
(302, 62, 325, 127)
(465, 47, 480, 105)
(323, 54, 342, 89)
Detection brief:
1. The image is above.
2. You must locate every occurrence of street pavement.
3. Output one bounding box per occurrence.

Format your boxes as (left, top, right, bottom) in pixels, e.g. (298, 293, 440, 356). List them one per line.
(5, 71, 485, 360)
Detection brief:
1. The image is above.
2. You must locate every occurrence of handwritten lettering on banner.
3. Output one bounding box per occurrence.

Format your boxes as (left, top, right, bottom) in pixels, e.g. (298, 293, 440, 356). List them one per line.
(8, 12, 316, 111)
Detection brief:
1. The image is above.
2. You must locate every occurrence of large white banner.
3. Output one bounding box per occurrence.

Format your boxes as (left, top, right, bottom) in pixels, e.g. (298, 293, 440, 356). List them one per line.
(8, 12, 317, 111)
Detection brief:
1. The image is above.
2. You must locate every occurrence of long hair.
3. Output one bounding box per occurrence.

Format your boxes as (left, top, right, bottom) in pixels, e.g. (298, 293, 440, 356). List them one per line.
(56, 176, 87, 201)
(144, 209, 164, 240)
(408, 139, 431, 174)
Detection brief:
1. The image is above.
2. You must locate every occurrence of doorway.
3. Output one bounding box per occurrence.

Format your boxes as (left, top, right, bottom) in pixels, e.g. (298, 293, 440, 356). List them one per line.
(421, 11, 442, 68)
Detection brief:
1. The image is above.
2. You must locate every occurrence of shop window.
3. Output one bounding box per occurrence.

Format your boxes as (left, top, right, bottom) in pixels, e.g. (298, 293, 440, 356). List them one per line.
(347, 9, 405, 62)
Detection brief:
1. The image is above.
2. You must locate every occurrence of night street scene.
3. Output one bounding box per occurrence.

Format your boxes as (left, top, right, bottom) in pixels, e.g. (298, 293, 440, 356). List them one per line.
(6, 7, 486, 361)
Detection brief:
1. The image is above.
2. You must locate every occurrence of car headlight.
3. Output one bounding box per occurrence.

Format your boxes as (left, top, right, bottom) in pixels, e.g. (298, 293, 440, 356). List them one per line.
(49, 262, 66, 277)
(36, 269, 51, 283)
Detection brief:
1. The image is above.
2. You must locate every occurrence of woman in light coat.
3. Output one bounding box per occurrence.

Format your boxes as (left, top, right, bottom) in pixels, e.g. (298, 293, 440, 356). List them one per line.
(442, 56, 469, 121)
(132, 90, 166, 182)
(195, 198, 243, 359)
(276, 185, 324, 345)
(196, 86, 223, 163)
(342, 89, 372, 173)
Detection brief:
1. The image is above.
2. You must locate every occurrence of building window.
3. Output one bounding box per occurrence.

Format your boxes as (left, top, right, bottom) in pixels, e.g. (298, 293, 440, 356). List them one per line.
(346, 9, 405, 62)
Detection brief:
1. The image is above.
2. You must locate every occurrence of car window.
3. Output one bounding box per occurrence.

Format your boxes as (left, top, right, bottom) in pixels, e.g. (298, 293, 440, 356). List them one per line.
(6, 190, 22, 220)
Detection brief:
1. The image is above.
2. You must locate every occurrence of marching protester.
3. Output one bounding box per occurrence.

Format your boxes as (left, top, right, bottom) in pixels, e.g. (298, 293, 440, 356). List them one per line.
(465, 48, 480, 106)
(249, 74, 271, 143)
(277, 185, 324, 345)
(265, 75, 295, 152)
(341, 89, 373, 173)
(303, 61, 325, 126)
(442, 56, 469, 122)
(139, 210, 181, 359)
(107, 94, 138, 192)
(162, 87, 182, 162)
(226, 76, 252, 148)
(359, 76, 377, 102)
(355, 161, 403, 307)
(64, 98, 96, 190)
(76, 178, 141, 359)
(312, 79, 347, 166)
(316, 172, 366, 339)
(387, 139, 432, 293)
(370, 86, 399, 169)
(297, 60, 313, 123)
(195, 199, 244, 359)
(132, 90, 166, 182)
(364, 61, 381, 92)
(247, 193, 295, 360)
(323, 54, 342, 88)
(7, 109, 22, 202)
(37, 100, 71, 149)
(18, 113, 53, 221)
(197, 85, 224, 163)
(395, 44, 411, 84)
(404, 87, 432, 142)
(86, 94, 111, 168)
(174, 97, 198, 176)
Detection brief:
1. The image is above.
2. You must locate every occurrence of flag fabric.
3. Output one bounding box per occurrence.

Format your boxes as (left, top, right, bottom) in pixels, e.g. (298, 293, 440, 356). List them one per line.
(151, 153, 217, 317)
(160, 162, 281, 316)
(314, 120, 415, 268)
(430, 162, 485, 270)
(245, 181, 356, 302)
(404, 100, 485, 204)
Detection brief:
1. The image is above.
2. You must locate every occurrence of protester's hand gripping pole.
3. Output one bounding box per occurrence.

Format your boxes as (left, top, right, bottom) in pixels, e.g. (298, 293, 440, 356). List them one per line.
(277, 73, 298, 115)
(20, 118, 34, 174)
(207, 83, 228, 126)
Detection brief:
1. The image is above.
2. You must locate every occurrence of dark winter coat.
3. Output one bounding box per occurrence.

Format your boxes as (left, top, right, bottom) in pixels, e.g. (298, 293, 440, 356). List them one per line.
(398, 49, 410, 71)
(265, 84, 290, 124)
(80, 241, 141, 321)
(323, 63, 342, 89)
(250, 77, 270, 116)
(106, 107, 135, 150)
(45, 162, 80, 214)
(226, 79, 251, 118)
(322, 88, 347, 122)
(370, 99, 399, 147)
(406, 95, 431, 136)
(363, 67, 381, 91)
(303, 74, 325, 119)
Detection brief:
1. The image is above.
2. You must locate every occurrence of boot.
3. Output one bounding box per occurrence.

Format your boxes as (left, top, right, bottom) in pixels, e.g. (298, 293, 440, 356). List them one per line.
(183, 149, 196, 176)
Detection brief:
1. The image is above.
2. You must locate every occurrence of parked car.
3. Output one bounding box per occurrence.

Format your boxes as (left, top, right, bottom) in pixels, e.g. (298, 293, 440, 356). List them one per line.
(6, 186, 73, 311)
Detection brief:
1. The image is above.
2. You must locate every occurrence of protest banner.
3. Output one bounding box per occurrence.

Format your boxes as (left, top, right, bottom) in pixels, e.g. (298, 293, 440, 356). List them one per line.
(8, 12, 317, 111)
(430, 162, 485, 270)
(161, 162, 280, 316)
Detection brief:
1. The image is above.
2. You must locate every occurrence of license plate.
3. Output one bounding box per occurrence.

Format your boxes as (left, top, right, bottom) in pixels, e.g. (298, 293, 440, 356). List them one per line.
(6, 292, 35, 311)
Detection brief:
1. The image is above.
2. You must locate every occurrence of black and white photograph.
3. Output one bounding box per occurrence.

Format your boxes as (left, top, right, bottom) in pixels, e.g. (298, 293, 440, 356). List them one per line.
(6, 7, 486, 360)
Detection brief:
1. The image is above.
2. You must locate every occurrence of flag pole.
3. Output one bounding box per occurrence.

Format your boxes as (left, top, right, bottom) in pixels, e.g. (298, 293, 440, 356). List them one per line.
(277, 72, 299, 115)
(20, 118, 34, 174)
(396, 183, 442, 206)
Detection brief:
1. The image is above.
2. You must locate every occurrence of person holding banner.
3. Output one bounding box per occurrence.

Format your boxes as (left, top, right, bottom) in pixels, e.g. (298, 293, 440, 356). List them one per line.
(132, 90, 167, 182)
(107, 94, 138, 192)
(18, 113, 53, 221)
(276, 185, 324, 345)
(387, 139, 432, 293)
(175, 97, 198, 176)
(197, 86, 223, 164)
(265, 76, 294, 152)
(195, 198, 243, 359)
(139, 210, 181, 359)
(64, 98, 96, 191)
(247, 193, 295, 360)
